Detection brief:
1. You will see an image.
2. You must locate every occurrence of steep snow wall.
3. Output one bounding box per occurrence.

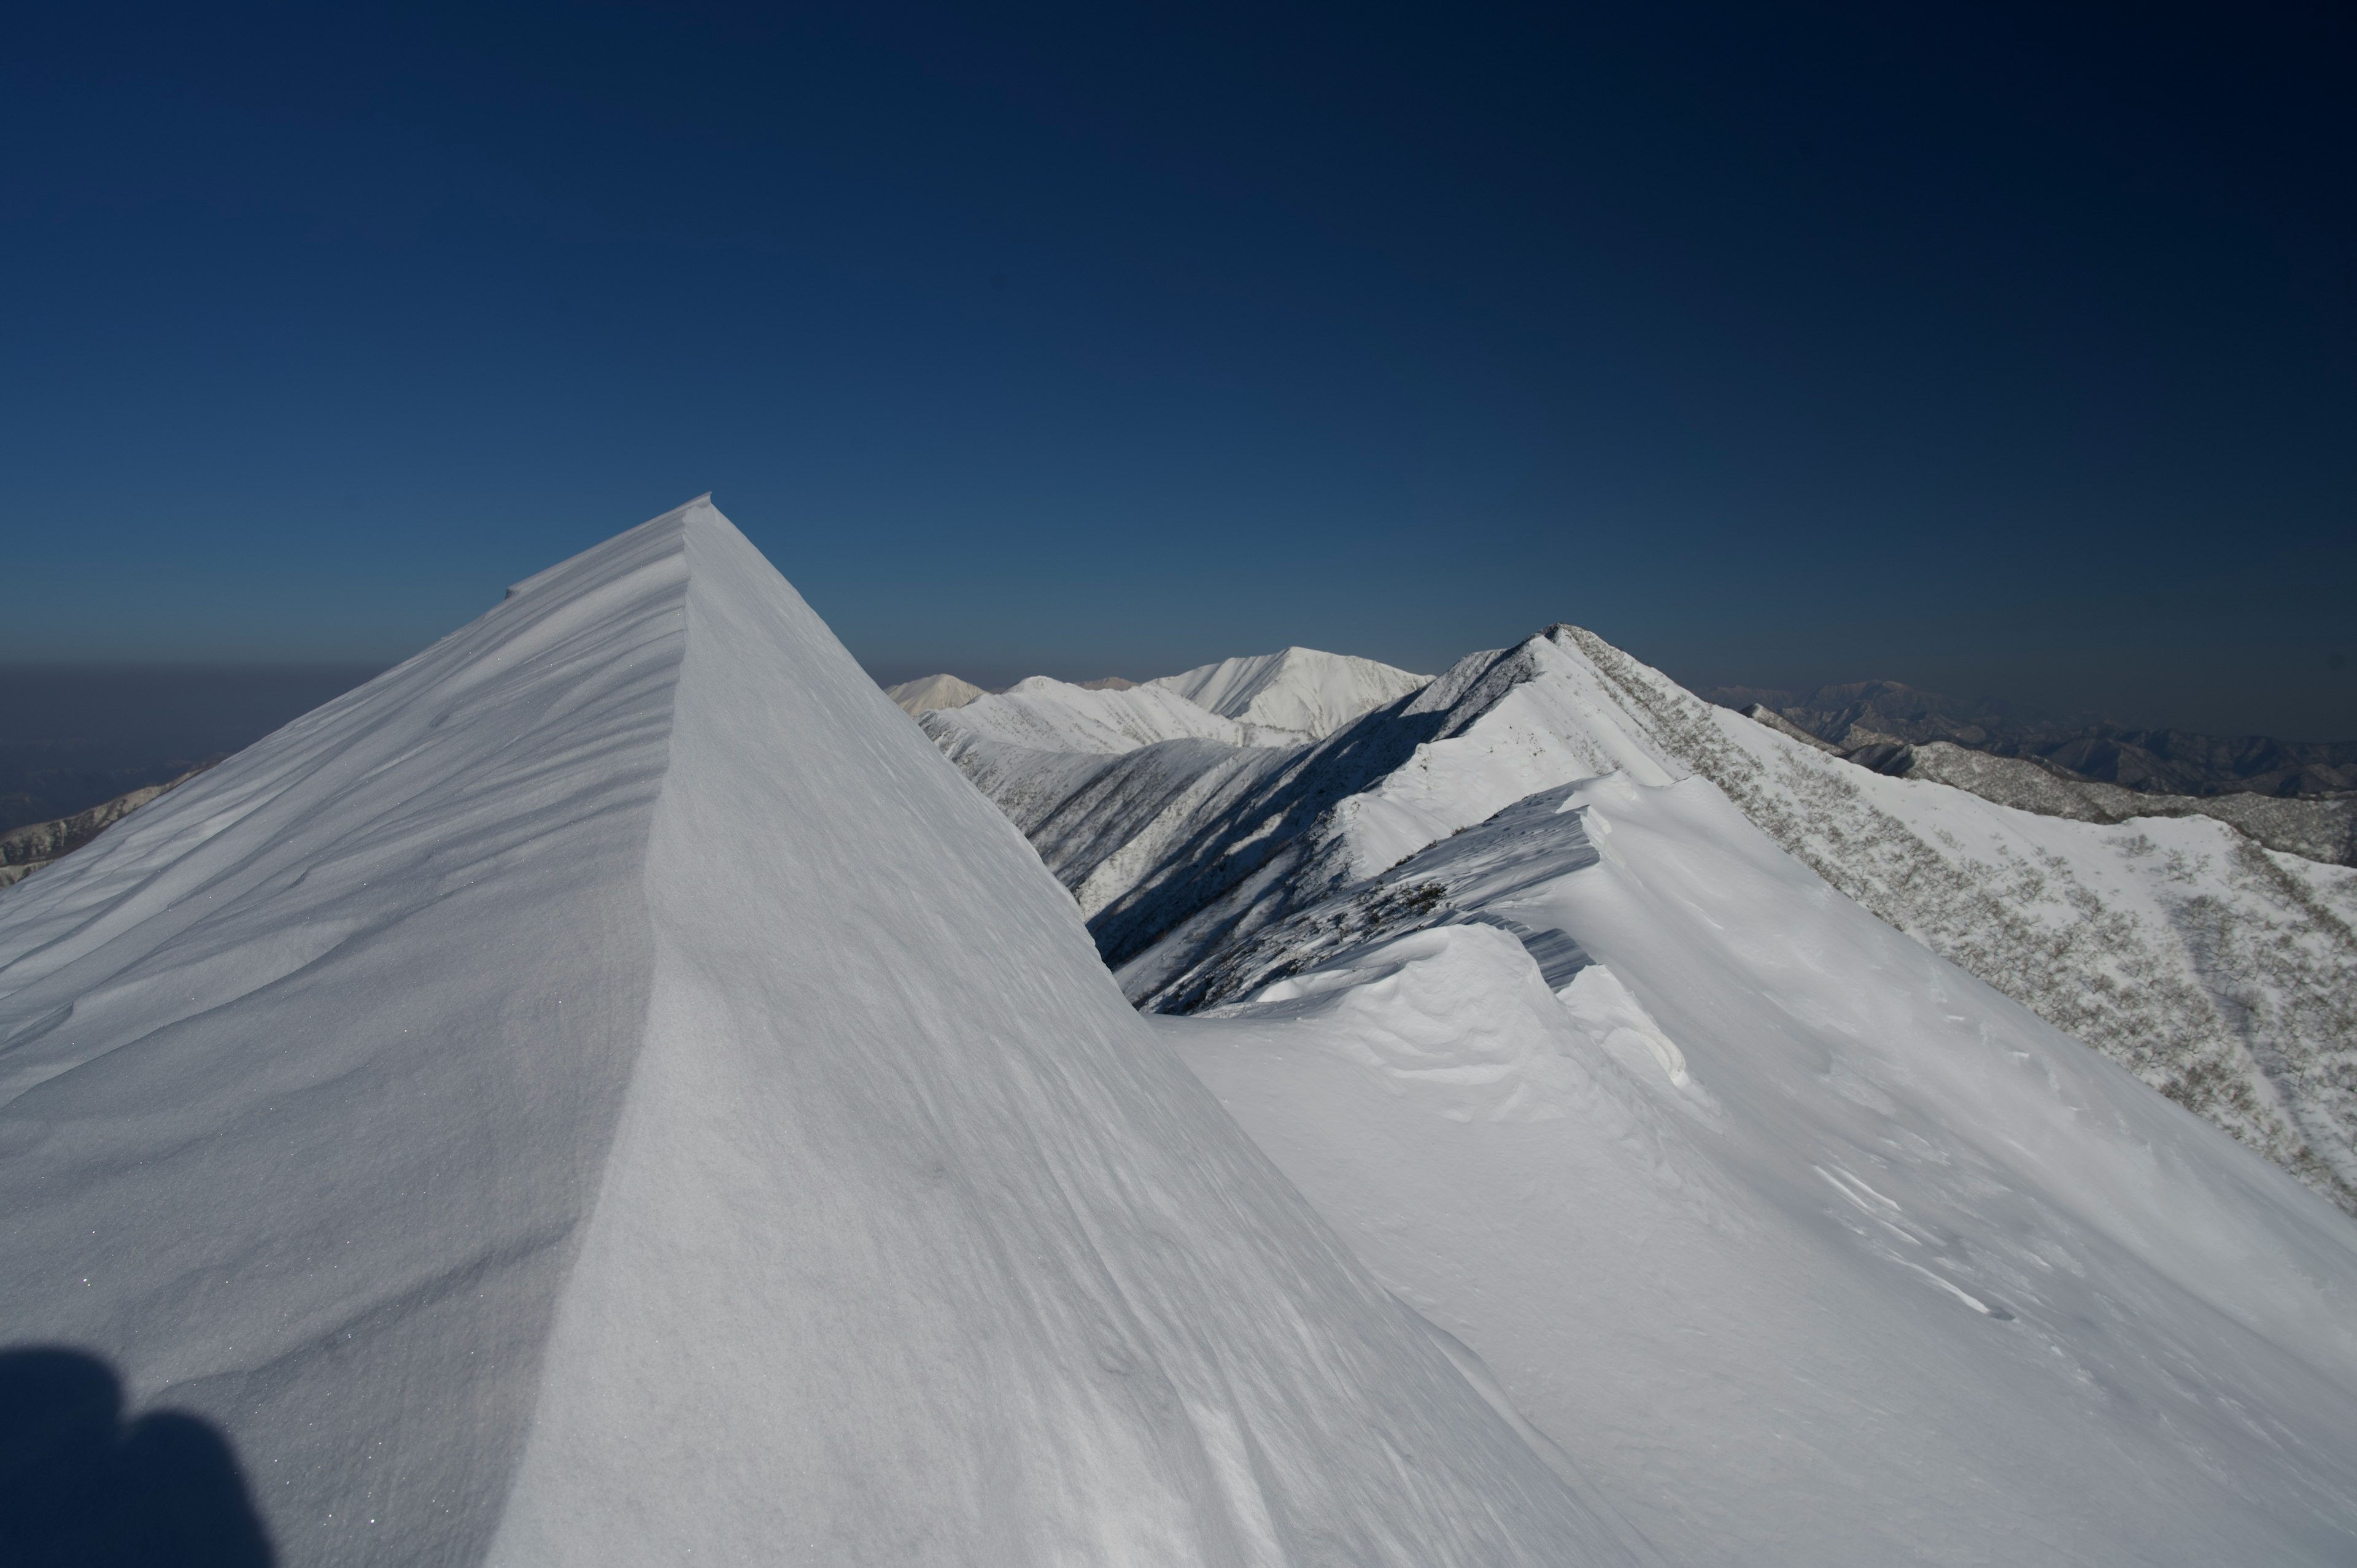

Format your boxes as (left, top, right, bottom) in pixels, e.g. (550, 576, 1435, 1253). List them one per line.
(0, 501, 1634, 1566)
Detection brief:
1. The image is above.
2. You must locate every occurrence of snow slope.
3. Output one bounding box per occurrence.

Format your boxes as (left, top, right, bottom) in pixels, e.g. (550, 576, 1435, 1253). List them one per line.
(1173, 770, 2357, 1565)
(883, 671, 986, 715)
(0, 502, 1636, 1566)
(1151, 648, 1428, 741)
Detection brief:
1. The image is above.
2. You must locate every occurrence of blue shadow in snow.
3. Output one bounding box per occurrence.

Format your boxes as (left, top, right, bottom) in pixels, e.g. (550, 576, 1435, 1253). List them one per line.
(0, 1346, 273, 1567)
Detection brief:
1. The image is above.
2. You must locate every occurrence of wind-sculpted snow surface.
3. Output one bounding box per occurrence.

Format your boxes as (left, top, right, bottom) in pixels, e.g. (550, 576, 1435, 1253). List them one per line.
(0, 502, 1638, 1567)
(1150, 647, 1430, 741)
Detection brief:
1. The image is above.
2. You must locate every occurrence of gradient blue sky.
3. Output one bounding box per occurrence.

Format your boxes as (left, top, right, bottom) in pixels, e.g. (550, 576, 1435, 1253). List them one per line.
(6, 2, 2353, 736)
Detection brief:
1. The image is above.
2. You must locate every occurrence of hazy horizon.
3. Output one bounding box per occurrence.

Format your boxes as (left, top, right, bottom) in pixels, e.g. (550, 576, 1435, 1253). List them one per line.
(6, 611, 2351, 844)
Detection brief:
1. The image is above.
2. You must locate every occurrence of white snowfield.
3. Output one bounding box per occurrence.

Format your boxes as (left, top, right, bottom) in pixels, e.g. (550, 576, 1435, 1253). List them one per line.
(1150, 647, 1429, 742)
(0, 503, 1638, 1566)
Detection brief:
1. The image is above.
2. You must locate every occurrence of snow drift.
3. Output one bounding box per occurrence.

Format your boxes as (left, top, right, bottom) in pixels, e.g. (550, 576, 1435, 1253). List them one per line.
(0, 501, 1636, 1566)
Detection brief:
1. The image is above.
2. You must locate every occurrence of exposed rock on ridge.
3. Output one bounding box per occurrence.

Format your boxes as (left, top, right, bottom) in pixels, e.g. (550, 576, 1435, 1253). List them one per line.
(0, 767, 209, 889)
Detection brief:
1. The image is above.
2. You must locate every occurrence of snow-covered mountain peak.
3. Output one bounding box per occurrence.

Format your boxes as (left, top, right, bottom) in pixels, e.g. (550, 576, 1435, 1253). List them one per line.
(0, 498, 1633, 1566)
(1150, 646, 1428, 740)
(883, 670, 986, 715)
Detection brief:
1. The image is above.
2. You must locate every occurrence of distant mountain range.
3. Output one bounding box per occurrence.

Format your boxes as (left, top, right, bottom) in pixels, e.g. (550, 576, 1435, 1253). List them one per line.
(1707, 679, 2357, 797)
(0, 662, 382, 835)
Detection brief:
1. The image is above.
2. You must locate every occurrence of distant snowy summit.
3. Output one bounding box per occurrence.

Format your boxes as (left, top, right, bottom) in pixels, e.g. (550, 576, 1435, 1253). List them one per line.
(896, 647, 1430, 759)
(883, 671, 988, 716)
(928, 674, 1280, 754)
(1150, 647, 1430, 742)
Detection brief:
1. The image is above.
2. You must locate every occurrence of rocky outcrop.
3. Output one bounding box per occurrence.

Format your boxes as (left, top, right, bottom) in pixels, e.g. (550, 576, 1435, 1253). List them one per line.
(0, 767, 207, 889)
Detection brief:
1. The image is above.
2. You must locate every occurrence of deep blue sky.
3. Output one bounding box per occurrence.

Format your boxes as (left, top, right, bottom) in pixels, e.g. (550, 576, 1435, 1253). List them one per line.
(6, 2, 2353, 736)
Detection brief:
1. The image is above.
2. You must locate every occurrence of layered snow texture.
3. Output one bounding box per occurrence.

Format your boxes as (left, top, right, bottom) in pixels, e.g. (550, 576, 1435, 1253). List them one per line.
(882, 671, 986, 716)
(1150, 648, 1429, 742)
(0, 502, 1635, 1567)
(932, 627, 2357, 1217)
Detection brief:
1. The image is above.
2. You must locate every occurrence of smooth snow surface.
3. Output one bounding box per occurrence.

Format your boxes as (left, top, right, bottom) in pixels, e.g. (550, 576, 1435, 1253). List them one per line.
(1150, 648, 1428, 741)
(0, 502, 1636, 1566)
(882, 671, 986, 715)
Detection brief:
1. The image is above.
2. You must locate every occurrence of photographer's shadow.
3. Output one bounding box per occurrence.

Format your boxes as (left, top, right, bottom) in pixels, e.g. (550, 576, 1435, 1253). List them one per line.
(0, 1346, 273, 1567)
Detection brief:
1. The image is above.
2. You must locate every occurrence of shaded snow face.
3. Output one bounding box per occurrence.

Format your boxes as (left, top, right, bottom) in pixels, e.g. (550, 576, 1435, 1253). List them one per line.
(1172, 771, 2357, 1567)
(0, 500, 1642, 1567)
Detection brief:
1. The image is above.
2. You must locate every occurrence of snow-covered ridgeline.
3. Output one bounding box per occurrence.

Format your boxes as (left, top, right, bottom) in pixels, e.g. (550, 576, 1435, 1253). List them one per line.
(1549, 625, 2357, 1213)
(917, 618, 2357, 1561)
(929, 624, 2357, 1215)
(0, 502, 1635, 1566)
